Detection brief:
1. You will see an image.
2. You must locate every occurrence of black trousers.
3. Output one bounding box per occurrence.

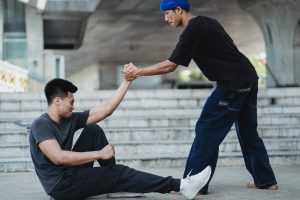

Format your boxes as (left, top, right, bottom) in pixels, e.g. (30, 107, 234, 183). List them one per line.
(49, 125, 180, 200)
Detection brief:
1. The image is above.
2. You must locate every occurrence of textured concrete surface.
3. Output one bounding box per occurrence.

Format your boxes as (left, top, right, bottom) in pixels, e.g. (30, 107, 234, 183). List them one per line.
(0, 165, 299, 200)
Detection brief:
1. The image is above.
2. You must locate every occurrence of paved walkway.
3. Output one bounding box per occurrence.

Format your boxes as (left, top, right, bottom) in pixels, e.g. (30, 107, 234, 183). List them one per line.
(0, 166, 299, 200)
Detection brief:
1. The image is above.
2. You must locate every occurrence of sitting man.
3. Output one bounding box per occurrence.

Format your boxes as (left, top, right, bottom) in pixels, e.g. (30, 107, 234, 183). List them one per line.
(29, 67, 211, 200)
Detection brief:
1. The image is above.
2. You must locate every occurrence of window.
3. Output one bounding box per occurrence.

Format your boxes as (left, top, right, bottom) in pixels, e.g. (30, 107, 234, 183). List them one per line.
(3, 0, 27, 67)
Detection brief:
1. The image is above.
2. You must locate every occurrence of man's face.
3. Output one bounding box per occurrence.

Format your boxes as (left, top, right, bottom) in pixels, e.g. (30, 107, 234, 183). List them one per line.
(58, 92, 74, 118)
(164, 9, 182, 28)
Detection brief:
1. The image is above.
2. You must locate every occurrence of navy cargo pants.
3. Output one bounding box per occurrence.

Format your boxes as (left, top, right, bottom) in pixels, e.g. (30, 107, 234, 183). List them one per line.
(183, 81, 277, 193)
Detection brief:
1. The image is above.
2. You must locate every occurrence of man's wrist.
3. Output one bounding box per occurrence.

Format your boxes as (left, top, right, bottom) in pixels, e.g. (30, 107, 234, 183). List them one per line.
(96, 150, 103, 160)
(135, 68, 142, 77)
(123, 79, 132, 84)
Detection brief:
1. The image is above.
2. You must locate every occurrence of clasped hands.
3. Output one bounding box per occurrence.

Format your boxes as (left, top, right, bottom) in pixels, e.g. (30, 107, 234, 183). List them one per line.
(123, 62, 138, 81)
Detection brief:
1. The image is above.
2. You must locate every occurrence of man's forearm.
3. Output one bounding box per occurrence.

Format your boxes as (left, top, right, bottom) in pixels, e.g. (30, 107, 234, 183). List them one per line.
(136, 60, 178, 77)
(55, 150, 101, 166)
(105, 80, 131, 113)
(87, 80, 131, 124)
(39, 140, 115, 166)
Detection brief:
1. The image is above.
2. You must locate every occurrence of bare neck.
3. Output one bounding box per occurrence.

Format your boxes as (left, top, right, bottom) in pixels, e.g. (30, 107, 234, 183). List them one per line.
(47, 106, 61, 123)
(182, 12, 195, 28)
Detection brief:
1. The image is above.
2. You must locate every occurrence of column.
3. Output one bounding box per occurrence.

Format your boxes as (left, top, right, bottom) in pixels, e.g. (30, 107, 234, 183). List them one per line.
(294, 21, 300, 84)
(238, 0, 300, 87)
(0, 0, 3, 60)
(99, 62, 120, 89)
(25, 5, 44, 81)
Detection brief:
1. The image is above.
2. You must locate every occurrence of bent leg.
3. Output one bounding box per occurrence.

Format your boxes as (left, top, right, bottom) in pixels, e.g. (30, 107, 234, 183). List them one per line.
(72, 124, 115, 167)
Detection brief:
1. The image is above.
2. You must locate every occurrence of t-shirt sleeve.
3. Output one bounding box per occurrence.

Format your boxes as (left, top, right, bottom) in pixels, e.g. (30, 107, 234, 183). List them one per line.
(73, 109, 90, 130)
(169, 22, 206, 67)
(30, 119, 56, 144)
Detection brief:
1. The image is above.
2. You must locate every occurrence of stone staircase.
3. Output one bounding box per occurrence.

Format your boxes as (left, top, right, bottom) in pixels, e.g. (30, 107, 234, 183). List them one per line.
(0, 88, 300, 172)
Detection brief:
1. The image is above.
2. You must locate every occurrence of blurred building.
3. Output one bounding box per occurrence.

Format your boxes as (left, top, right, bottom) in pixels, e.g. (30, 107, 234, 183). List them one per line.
(0, 0, 99, 91)
(0, 0, 299, 91)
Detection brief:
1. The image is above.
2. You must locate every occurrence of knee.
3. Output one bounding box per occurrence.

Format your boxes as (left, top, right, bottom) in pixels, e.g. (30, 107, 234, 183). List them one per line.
(82, 124, 105, 137)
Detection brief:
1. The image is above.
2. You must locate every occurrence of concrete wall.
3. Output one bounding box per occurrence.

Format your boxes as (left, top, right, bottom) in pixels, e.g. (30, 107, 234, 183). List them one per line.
(294, 21, 300, 84)
(24, 5, 45, 91)
(98, 63, 119, 89)
(25, 6, 44, 82)
(99, 62, 176, 90)
(116, 63, 163, 89)
(66, 61, 176, 91)
(44, 0, 100, 12)
(0, 1, 45, 92)
(239, 0, 300, 87)
(43, 50, 66, 82)
(67, 63, 100, 91)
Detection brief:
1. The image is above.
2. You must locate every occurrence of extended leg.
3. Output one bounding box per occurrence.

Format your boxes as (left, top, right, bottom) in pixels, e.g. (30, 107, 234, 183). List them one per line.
(49, 164, 180, 200)
(235, 83, 277, 189)
(184, 85, 246, 193)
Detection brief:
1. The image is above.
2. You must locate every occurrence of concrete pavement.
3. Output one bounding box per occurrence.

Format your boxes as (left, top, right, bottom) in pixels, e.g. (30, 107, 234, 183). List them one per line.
(0, 166, 299, 200)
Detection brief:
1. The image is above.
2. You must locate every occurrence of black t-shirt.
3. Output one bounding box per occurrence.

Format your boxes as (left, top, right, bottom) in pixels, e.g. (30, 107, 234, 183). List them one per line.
(169, 16, 258, 91)
(29, 110, 89, 194)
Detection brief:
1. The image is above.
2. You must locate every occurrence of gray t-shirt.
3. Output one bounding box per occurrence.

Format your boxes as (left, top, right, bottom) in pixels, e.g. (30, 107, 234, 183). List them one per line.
(29, 110, 89, 194)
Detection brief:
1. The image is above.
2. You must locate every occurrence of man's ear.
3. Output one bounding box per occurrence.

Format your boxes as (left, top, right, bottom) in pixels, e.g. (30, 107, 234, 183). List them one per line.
(53, 97, 60, 106)
(175, 7, 183, 14)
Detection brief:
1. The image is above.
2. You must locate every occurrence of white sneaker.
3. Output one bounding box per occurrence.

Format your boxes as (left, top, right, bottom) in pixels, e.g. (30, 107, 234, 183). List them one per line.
(180, 166, 212, 200)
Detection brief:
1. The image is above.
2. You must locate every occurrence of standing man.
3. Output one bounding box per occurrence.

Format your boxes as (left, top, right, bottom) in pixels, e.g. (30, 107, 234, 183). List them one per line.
(124, 0, 278, 194)
(29, 67, 212, 200)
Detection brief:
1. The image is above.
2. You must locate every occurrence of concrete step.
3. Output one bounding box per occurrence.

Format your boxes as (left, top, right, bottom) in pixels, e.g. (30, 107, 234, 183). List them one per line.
(100, 114, 300, 128)
(1, 105, 300, 119)
(0, 122, 29, 130)
(2, 96, 300, 112)
(104, 125, 300, 141)
(1, 151, 300, 172)
(0, 130, 29, 144)
(1, 88, 300, 112)
(0, 144, 30, 158)
(1, 138, 300, 158)
(1, 87, 300, 100)
(1, 114, 300, 129)
(1, 125, 300, 144)
(1, 88, 300, 171)
(0, 99, 200, 112)
(0, 157, 34, 172)
(117, 151, 300, 168)
(115, 138, 300, 154)
(1, 99, 199, 111)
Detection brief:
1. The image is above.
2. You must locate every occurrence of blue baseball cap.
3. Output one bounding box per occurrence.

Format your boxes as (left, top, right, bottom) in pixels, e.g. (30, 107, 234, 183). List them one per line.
(160, 0, 190, 11)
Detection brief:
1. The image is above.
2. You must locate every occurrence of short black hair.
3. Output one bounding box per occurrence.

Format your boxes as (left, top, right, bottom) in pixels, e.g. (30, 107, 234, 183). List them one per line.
(44, 78, 78, 105)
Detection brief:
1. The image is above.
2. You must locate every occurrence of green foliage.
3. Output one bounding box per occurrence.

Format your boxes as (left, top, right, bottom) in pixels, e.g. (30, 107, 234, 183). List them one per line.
(250, 58, 267, 88)
(178, 68, 208, 82)
(178, 58, 267, 88)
